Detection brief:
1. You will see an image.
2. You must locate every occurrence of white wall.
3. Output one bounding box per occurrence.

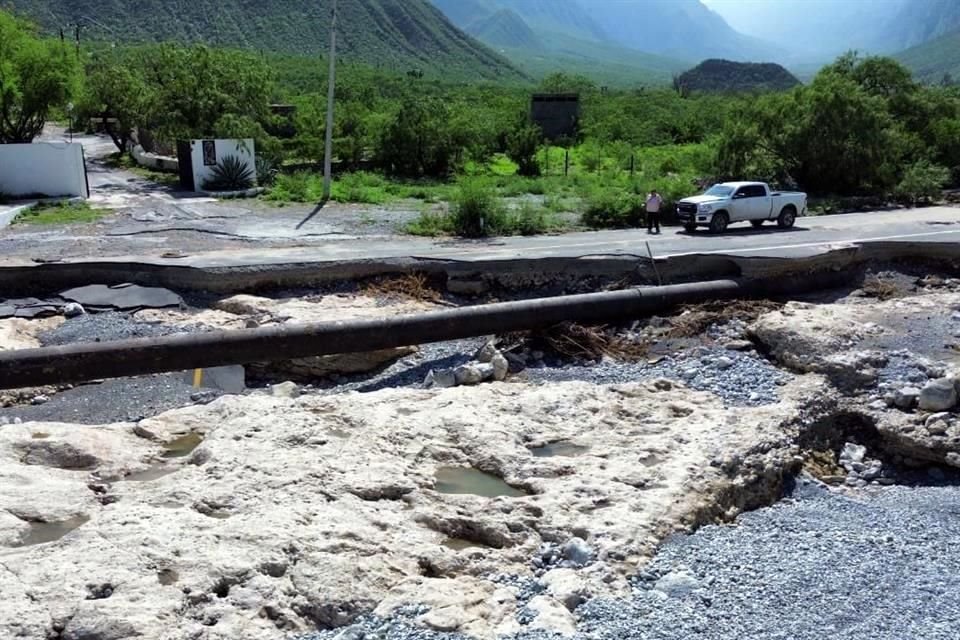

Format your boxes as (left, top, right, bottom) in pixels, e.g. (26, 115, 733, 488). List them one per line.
(189, 139, 256, 192)
(0, 142, 88, 199)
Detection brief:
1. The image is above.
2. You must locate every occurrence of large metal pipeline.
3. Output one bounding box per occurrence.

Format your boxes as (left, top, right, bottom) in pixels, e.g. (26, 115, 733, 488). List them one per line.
(0, 272, 851, 390)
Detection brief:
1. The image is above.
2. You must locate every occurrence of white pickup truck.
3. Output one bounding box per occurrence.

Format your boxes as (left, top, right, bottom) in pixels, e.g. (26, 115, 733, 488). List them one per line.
(675, 182, 807, 233)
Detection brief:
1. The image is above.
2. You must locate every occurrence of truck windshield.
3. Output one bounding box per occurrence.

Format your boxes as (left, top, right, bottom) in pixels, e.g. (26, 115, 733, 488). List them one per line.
(704, 185, 734, 197)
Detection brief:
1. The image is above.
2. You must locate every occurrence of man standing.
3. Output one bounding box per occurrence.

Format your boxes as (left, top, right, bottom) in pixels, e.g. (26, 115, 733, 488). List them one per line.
(646, 189, 663, 234)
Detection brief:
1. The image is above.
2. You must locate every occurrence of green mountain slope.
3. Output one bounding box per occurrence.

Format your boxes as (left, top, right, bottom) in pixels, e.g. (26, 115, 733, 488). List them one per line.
(676, 59, 800, 93)
(468, 9, 541, 50)
(895, 29, 960, 83)
(431, 0, 686, 86)
(5, 0, 522, 80)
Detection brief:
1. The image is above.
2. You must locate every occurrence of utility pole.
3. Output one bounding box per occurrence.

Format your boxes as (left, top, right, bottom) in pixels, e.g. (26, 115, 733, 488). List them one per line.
(322, 0, 338, 202)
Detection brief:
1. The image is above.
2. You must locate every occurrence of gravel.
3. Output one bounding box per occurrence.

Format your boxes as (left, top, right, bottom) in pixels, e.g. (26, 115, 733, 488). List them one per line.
(320, 336, 790, 406)
(39, 311, 197, 346)
(299, 479, 960, 640)
(0, 374, 224, 425)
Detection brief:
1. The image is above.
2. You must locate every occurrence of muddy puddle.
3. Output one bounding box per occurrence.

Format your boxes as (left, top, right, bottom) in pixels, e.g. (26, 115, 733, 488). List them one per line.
(530, 441, 589, 457)
(434, 466, 528, 498)
(121, 465, 178, 482)
(442, 537, 484, 551)
(14, 515, 90, 547)
(157, 569, 179, 585)
(161, 433, 204, 458)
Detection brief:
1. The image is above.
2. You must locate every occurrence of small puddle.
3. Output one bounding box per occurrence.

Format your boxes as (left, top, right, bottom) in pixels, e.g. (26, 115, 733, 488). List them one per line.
(121, 465, 178, 482)
(157, 569, 179, 585)
(31, 432, 50, 440)
(434, 466, 528, 498)
(530, 442, 589, 458)
(15, 515, 90, 547)
(443, 537, 484, 551)
(162, 433, 204, 458)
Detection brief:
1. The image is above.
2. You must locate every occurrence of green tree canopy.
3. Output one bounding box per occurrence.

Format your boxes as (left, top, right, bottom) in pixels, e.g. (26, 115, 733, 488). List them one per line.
(0, 10, 78, 143)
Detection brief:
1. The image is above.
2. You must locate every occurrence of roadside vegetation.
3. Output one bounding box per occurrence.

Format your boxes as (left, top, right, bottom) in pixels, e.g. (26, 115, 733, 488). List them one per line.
(3, 8, 960, 237)
(15, 201, 109, 225)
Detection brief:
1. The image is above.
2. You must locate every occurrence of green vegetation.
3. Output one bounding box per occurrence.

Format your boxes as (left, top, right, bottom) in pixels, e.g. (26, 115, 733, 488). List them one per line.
(716, 54, 960, 198)
(0, 11, 78, 142)
(15, 201, 109, 225)
(674, 60, 801, 95)
(201, 155, 256, 192)
(407, 179, 561, 237)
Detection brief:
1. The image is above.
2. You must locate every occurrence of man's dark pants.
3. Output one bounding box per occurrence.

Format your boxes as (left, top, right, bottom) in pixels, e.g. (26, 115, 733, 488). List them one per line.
(647, 210, 661, 233)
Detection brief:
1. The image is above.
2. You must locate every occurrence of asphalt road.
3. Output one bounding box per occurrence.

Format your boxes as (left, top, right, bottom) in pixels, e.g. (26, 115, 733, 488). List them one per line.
(4, 129, 959, 267)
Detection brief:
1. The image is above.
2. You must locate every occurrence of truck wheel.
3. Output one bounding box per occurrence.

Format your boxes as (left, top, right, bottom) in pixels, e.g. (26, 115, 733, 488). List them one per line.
(683, 223, 697, 233)
(709, 211, 729, 234)
(751, 220, 765, 228)
(777, 206, 797, 229)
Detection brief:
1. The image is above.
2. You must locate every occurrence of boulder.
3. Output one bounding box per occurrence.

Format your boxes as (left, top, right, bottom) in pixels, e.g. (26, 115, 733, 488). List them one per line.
(894, 386, 921, 410)
(491, 354, 510, 382)
(919, 378, 958, 412)
(271, 381, 300, 398)
(62, 303, 85, 318)
(654, 570, 700, 598)
(526, 596, 577, 637)
(454, 363, 495, 386)
(424, 369, 456, 389)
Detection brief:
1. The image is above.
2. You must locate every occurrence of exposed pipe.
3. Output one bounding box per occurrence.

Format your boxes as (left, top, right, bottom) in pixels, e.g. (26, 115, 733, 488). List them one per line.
(0, 273, 850, 390)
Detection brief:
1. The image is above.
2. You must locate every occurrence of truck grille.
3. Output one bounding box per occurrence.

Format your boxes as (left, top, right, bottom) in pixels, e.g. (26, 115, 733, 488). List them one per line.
(677, 203, 697, 216)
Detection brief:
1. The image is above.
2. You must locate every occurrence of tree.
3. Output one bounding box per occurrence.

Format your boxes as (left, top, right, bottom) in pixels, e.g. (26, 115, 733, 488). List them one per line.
(81, 51, 153, 152)
(506, 119, 542, 177)
(0, 11, 78, 143)
(374, 95, 458, 178)
(140, 44, 274, 143)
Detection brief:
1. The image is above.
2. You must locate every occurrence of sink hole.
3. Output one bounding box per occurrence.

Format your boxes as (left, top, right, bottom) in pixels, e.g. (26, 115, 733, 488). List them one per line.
(530, 442, 589, 458)
(434, 466, 528, 498)
(162, 433, 204, 458)
(14, 515, 90, 547)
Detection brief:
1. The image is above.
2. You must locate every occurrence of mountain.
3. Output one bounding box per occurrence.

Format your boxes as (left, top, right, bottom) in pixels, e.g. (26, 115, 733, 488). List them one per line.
(895, 29, 960, 84)
(883, 0, 960, 51)
(468, 8, 541, 50)
(586, 0, 782, 62)
(5, 0, 522, 80)
(675, 59, 801, 93)
(704, 0, 907, 61)
(430, 0, 688, 86)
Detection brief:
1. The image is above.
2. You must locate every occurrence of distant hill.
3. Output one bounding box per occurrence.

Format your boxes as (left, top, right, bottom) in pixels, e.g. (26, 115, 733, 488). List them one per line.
(884, 0, 960, 51)
(895, 29, 960, 84)
(587, 0, 782, 63)
(5, 0, 522, 81)
(431, 0, 688, 86)
(467, 8, 541, 50)
(675, 59, 801, 93)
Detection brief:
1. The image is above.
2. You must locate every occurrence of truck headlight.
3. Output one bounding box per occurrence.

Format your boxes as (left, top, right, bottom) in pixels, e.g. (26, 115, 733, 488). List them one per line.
(698, 204, 713, 212)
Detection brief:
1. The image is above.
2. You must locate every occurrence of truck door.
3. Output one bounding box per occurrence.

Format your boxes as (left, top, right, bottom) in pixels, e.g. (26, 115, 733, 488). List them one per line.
(731, 186, 751, 221)
(750, 184, 772, 219)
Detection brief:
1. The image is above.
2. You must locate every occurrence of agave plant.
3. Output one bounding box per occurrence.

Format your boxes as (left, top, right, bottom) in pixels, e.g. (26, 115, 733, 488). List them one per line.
(201, 155, 255, 192)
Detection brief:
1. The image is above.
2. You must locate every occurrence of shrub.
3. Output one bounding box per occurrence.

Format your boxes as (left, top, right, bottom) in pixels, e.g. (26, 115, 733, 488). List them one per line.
(255, 156, 278, 186)
(331, 171, 391, 204)
(509, 202, 557, 236)
(506, 123, 542, 177)
(266, 171, 323, 202)
(895, 160, 950, 204)
(581, 189, 644, 228)
(451, 180, 507, 237)
(405, 208, 454, 236)
(201, 155, 254, 192)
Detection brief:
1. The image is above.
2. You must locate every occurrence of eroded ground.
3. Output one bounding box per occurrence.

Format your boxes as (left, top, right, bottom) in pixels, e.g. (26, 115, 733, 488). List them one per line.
(2, 268, 960, 639)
